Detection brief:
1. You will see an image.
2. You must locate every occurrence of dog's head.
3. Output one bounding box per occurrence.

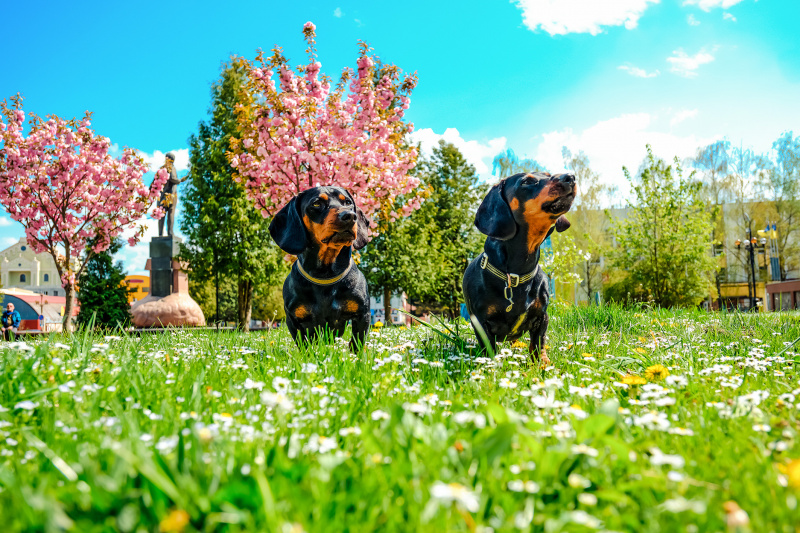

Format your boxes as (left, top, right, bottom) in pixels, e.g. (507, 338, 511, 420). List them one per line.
(475, 172, 575, 253)
(269, 187, 371, 262)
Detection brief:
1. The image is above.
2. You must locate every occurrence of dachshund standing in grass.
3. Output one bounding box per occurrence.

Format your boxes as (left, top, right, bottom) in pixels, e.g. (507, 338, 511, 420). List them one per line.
(269, 187, 371, 352)
(462, 172, 576, 365)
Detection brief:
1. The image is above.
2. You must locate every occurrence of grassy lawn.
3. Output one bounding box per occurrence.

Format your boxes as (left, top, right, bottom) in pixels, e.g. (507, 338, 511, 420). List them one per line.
(2, 305, 800, 532)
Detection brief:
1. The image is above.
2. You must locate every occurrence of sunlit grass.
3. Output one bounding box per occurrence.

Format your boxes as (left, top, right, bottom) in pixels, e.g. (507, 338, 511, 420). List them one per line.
(1, 304, 800, 532)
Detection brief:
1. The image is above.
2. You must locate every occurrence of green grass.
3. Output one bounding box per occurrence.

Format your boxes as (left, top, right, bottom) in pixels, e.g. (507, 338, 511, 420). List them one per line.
(2, 304, 800, 532)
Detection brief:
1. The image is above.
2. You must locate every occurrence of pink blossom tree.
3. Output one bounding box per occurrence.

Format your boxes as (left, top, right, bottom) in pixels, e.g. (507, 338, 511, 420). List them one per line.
(0, 95, 169, 331)
(229, 22, 424, 226)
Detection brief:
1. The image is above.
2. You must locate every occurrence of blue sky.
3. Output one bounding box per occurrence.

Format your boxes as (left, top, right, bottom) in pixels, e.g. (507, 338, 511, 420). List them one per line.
(2, 0, 799, 274)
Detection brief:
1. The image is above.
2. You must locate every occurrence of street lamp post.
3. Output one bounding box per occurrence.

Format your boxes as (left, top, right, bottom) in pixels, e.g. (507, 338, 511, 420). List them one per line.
(735, 220, 766, 311)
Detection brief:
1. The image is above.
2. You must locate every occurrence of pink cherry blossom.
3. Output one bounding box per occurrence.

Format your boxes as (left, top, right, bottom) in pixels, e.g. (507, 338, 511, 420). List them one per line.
(0, 94, 168, 331)
(230, 23, 424, 233)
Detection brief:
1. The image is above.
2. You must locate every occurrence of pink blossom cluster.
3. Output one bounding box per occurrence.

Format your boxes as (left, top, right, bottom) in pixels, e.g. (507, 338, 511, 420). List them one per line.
(0, 95, 168, 326)
(230, 23, 424, 226)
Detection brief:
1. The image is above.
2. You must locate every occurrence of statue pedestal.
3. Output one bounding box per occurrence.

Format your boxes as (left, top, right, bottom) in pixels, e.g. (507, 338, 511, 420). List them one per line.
(131, 236, 205, 328)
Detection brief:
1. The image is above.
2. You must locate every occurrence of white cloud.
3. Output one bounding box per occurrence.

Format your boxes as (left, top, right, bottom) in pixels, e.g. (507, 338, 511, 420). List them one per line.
(410, 127, 507, 179)
(667, 48, 715, 78)
(723, 12, 737, 21)
(618, 65, 660, 78)
(333, 7, 343, 18)
(1, 236, 17, 247)
(137, 148, 190, 173)
(687, 14, 701, 25)
(683, 0, 744, 12)
(513, 0, 660, 36)
(670, 108, 699, 125)
(0, 217, 12, 227)
(531, 111, 719, 199)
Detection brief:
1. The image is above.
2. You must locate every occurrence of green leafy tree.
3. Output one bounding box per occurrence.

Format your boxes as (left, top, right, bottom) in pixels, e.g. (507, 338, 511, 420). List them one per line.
(606, 146, 718, 307)
(180, 59, 287, 331)
(77, 238, 131, 329)
(359, 213, 442, 324)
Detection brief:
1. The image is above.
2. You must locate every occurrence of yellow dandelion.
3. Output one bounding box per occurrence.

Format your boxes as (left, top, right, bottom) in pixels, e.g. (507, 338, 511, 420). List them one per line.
(645, 364, 669, 381)
(634, 347, 647, 354)
(160, 509, 190, 533)
(581, 352, 594, 359)
(784, 459, 800, 489)
(622, 374, 647, 386)
(373, 321, 383, 328)
(512, 340, 527, 349)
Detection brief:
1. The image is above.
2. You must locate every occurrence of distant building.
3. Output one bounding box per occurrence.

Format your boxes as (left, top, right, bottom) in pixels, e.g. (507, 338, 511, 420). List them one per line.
(124, 275, 150, 303)
(0, 287, 78, 332)
(0, 238, 79, 297)
(370, 292, 411, 325)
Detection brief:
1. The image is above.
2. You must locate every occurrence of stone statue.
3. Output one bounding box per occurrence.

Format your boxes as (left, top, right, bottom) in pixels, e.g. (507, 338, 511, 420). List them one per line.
(157, 152, 190, 237)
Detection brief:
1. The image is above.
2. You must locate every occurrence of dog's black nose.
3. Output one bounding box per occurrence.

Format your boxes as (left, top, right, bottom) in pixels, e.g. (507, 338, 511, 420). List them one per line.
(339, 211, 356, 223)
(559, 173, 575, 184)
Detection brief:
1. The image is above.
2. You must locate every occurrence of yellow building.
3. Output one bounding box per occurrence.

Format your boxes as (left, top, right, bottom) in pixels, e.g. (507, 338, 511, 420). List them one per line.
(124, 275, 150, 303)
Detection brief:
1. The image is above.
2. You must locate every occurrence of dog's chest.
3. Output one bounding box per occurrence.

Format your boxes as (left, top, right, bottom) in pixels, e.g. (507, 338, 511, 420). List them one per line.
(285, 274, 367, 327)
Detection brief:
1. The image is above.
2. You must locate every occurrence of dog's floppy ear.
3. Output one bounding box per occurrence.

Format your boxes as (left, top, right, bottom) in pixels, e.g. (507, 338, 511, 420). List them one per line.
(545, 215, 571, 238)
(353, 208, 372, 250)
(475, 180, 516, 240)
(269, 197, 307, 255)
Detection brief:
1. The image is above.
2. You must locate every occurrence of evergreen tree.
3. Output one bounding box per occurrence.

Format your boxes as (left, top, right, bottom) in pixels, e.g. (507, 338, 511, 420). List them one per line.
(415, 141, 485, 316)
(77, 238, 131, 329)
(606, 145, 718, 307)
(361, 141, 485, 319)
(180, 59, 287, 331)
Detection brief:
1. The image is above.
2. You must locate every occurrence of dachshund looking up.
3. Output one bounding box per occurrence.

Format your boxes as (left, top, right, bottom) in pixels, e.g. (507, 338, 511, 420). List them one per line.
(462, 172, 576, 365)
(269, 186, 371, 352)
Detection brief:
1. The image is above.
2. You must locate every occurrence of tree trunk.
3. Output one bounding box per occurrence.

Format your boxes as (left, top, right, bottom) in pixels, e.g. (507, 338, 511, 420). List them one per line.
(237, 278, 253, 332)
(63, 283, 75, 333)
(383, 286, 392, 326)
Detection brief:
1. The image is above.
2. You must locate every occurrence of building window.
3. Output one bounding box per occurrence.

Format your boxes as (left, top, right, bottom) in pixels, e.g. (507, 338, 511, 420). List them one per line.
(20, 274, 26, 282)
(54, 290, 58, 296)
(143, 287, 150, 293)
(44, 274, 49, 282)
(21, 246, 26, 251)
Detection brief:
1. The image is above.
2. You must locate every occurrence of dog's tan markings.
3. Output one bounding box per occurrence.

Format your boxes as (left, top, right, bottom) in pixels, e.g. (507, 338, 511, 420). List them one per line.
(338, 194, 346, 201)
(343, 300, 359, 313)
(295, 305, 310, 319)
(304, 211, 355, 265)
(510, 198, 520, 211)
(319, 193, 328, 201)
(487, 304, 498, 316)
(522, 184, 559, 254)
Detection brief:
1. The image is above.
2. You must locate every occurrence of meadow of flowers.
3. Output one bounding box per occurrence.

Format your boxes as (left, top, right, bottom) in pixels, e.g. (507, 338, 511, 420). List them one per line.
(1, 304, 799, 532)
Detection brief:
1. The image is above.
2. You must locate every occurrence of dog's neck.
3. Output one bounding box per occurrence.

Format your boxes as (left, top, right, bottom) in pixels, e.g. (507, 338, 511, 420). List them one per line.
(484, 230, 542, 275)
(297, 245, 353, 279)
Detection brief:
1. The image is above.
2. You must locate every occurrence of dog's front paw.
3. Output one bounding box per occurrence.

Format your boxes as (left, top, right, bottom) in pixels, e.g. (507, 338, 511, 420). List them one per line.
(537, 350, 551, 369)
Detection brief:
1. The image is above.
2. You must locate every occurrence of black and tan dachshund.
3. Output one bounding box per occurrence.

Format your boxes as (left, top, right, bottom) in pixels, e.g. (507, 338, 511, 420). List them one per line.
(462, 172, 576, 365)
(269, 186, 371, 352)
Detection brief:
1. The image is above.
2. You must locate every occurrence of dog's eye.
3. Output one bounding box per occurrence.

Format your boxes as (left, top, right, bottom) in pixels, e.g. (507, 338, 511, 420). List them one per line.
(312, 200, 323, 209)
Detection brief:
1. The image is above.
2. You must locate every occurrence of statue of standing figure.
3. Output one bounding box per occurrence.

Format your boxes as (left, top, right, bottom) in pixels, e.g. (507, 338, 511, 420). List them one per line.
(158, 152, 190, 237)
